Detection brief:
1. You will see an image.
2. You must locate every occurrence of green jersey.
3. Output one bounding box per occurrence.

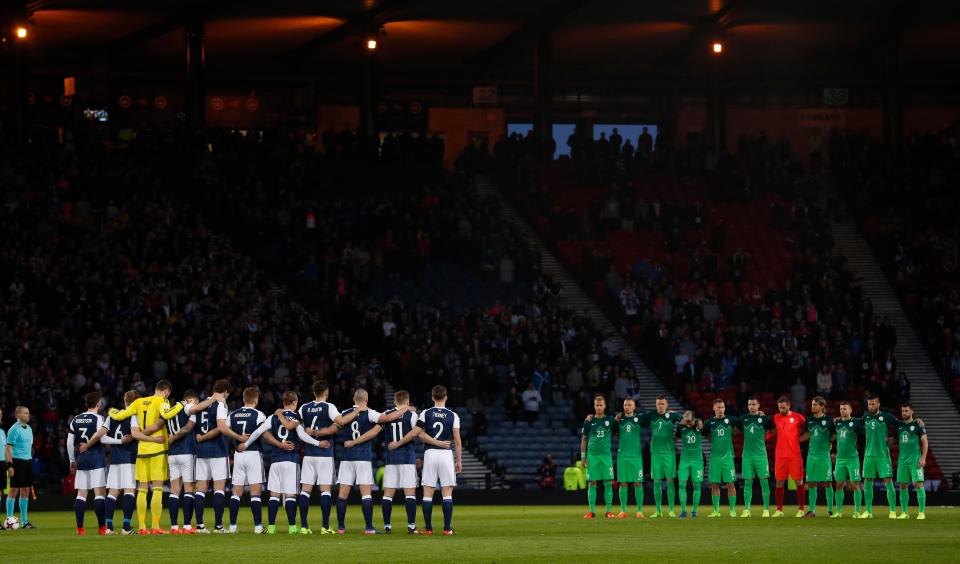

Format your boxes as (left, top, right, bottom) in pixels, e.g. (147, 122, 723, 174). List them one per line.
(862, 411, 897, 458)
(647, 411, 679, 454)
(835, 418, 863, 459)
(617, 413, 644, 457)
(739, 413, 773, 458)
(582, 416, 616, 456)
(705, 416, 738, 460)
(806, 415, 835, 458)
(895, 419, 926, 462)
(677, 424, 703, 462)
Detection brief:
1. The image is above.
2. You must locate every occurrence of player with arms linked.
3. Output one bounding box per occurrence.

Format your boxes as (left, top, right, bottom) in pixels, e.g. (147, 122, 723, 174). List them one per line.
(238, 391, 325, 534)
(226, 386, 268, 533)
(101, 391, 141, 534)
(382, 390, 421, 533)
(67, 392, 112, 535)
(334, 388, 412, 535)
(296, 381, 361, 534)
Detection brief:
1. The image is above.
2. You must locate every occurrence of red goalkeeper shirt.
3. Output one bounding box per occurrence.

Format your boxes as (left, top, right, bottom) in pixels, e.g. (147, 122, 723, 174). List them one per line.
(773, 411, 806, 459)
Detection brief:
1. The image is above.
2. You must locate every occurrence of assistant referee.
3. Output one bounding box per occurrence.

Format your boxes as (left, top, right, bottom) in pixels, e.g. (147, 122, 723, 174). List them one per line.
(6, 406, 35, 528)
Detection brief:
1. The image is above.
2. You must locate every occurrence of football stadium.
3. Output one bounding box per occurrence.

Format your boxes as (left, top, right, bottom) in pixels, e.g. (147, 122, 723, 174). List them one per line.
(1, 1, 960, 562)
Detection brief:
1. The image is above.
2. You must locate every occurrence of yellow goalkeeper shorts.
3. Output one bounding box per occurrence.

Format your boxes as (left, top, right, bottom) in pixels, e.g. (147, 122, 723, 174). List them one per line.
(135, 455, 169, 483)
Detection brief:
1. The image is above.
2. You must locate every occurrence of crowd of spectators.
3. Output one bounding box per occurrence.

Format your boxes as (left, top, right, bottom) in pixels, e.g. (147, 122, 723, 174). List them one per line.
(487, 127, 907, 416)
(831, 131, 960, 401)
(0, 124, 635, 486)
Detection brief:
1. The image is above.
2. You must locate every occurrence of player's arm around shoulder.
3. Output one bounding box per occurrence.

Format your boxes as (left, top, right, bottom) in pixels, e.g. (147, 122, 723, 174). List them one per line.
(109, 397, 141, 420)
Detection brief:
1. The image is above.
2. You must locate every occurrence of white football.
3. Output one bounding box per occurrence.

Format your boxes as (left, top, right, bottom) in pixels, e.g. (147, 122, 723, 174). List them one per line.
(5, 516, 19, 530)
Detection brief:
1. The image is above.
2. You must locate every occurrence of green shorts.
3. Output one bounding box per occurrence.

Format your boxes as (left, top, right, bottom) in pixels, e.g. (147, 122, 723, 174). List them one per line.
(586, 455, 614, 482)
(650, 453, 677, 479)
(834, 458, 861, 482)
(678, 458, 704, 483)
(741, 456, 770, 480)
(806, 455, 833, 482)
(896, 458, 924, 484)
(617, 455, 643, 483)
(862, 455, 892, 479)
(709, 456, 736, 484)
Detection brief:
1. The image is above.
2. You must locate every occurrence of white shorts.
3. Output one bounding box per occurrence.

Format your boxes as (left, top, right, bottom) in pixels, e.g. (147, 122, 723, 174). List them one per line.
(106, 463, 135, 491)
(196, 457, 230, 482)
(169, 454, 196, 483)
(337, 460, 374, 486)
(301, 456, 335, 486)
(422, 449, 456, 488)
(232, 451, 264, 486)
(76, 467, 106, 490)
(268, 461, 300, 495)
(383, 464, 418, 490)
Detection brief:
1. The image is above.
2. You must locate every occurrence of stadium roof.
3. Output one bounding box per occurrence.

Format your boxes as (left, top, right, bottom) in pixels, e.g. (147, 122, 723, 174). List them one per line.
(13, 0, 960, 86)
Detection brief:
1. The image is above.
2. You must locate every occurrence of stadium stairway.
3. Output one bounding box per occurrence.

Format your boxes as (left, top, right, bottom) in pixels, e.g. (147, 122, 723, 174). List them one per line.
(474, 174, 679, 411)
(831, 220, 960, 484)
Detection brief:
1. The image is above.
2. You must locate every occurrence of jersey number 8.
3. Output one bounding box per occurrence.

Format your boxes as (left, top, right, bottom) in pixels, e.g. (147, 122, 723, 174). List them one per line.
(351, 421, 361, 441)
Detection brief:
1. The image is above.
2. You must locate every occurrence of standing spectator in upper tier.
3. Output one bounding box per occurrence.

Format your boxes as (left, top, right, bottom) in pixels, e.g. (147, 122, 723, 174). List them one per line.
(522, 383, 542, 426)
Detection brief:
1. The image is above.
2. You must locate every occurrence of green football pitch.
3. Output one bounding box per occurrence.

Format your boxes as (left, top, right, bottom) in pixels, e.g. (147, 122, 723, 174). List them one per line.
(4, 506, 957, 563)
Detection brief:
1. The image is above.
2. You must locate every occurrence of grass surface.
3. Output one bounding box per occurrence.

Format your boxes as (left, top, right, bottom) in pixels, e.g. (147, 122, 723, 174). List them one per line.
(2, 505, 956, 563)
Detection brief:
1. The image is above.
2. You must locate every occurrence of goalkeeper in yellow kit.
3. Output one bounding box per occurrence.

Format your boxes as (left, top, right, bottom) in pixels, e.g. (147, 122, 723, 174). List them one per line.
(110, 379, 223, 533)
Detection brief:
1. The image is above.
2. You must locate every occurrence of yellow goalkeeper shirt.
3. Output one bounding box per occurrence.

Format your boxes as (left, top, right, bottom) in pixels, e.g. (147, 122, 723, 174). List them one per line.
(110, 395, 184, 456)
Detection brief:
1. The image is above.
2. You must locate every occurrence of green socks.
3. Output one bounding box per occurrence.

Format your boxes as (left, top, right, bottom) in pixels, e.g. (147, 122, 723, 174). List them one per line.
(666, 481, 675, 512)
(899, 488, 909, 513)
(712, 494, 720, 513)
(588, 484, 597, 513)
(635, 485, 644, 514)
(917, 487, 926, 513)
(864, 480, 874, 512)
(619, 485, 629, 513)
(760, 479, 770, 510)
(826, 486, 834, 514)
(809, 486, 818, 514)
(653, 480, 663, 513)
(743, 479, 753, 510)
(835, 489, 844, 513)
(692, 485, 701, 511)
(678, 483, 687, 512)
(885, 481, 896, 512)
(854, 488, 862, 513)
(603, 482, 613, 512)
(728, 491, 737, 513)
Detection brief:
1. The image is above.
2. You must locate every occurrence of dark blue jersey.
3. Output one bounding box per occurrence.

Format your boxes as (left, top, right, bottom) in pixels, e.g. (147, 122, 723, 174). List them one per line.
(339, 407, 383, 462)
(269, 410, 303, 464)
(228, 407, 266, 452)
(69, 412, 106, 470)
(196, 400, 229, 459)
(383, 409, 418, 465)
(299, 401, 339, 458)
(166, 402, 196, 456)
(107, 417, 137, 465)
(417, 407, 460, 451)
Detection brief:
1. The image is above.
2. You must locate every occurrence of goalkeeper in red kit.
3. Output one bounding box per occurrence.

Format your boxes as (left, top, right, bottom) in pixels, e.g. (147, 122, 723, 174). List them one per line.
(771, 396, 808, 517)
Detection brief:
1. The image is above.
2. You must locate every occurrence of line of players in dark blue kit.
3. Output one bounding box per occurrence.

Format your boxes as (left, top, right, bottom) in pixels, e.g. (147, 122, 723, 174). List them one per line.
(67, 382, 463, 536)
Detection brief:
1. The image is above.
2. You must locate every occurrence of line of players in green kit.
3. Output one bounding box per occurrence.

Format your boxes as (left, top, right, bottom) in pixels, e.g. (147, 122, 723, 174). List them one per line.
(580, 392, 929, 520)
